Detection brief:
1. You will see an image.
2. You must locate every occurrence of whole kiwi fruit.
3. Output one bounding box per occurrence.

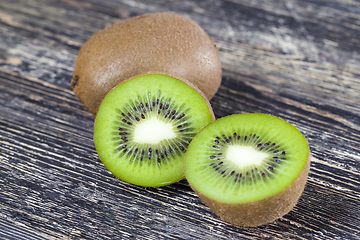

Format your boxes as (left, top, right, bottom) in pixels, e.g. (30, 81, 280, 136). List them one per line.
(71, 12, 222, 115)
(184, 113, 311, 227)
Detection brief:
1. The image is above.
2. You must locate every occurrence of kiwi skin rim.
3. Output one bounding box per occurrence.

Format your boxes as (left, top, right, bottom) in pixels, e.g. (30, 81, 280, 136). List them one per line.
(186, 152, 311, 228)
(71, 12, 222, 116)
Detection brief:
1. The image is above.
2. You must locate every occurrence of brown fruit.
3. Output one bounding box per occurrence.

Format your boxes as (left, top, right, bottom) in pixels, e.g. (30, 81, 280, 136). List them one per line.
(71, 12, 222, 115)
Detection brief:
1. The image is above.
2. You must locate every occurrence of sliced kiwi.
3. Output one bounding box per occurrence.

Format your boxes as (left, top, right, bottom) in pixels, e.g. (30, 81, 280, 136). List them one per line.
(184, 113, 310, 227)
(72, 12, 222, 115)
(94, 74, 214, 187)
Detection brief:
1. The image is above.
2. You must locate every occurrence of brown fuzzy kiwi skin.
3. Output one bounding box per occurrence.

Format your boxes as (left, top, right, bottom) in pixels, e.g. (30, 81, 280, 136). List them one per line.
(187, 154, 311, 227)
(71, 12, 222, 116)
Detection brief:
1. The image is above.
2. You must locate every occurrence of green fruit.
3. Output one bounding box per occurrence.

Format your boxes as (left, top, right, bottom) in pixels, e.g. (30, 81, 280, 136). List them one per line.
(71, 12, 222, 115)
(94, 74, 214, 187)
(184, 113, 310, 227)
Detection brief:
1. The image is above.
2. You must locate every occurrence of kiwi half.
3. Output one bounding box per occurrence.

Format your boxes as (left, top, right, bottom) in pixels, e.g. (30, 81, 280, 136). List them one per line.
(94, 74, 214, 187)
(184, 113, 310, 227)
(72, 12, 222, 115)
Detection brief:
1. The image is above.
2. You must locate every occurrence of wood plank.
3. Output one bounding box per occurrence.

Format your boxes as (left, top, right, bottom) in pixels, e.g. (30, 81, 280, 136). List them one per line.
(0, 0, 359, 239)
(1, 67, 358, 238)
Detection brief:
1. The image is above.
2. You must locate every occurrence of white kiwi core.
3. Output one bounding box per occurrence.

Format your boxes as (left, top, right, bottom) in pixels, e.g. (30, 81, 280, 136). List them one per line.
(133, 116, 176, 144)
(225, 145, 270, 168)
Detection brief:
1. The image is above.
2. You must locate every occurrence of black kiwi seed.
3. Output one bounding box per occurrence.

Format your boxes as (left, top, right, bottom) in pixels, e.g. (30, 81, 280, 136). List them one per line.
(177, 113, 185, 119)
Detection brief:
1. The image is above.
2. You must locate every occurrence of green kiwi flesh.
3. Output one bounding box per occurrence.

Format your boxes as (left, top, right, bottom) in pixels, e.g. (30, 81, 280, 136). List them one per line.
(72, 12, 222, 115)
(184, 113, 310, 227)
(94, 74, 214, 187)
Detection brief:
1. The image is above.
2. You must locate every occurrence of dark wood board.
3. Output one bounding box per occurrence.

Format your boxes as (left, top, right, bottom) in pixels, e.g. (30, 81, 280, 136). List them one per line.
(0, 0, 359, 239)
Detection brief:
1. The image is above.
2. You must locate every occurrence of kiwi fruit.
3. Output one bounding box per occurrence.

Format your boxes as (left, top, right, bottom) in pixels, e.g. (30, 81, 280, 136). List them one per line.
(94, 74, 215, 187)
(71, 12, 222, 115)
(184, 113, 311, 227)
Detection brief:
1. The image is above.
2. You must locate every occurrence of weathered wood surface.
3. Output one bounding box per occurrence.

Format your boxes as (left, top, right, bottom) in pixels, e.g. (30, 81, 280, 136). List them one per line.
(0, 0, 359, 239)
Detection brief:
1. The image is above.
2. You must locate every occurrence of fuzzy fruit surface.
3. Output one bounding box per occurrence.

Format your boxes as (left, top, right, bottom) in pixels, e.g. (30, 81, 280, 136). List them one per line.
(72, 12, 222, 115)
(185, 113, 310, 226)
(94, 74, 214, 187)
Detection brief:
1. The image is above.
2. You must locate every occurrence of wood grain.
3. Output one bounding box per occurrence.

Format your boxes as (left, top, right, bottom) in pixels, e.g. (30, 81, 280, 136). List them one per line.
(0, 0, 359, 239)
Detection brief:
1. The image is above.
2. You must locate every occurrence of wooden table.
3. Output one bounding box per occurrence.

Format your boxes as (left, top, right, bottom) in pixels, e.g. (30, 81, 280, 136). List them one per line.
(0, 0, 359, 239)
